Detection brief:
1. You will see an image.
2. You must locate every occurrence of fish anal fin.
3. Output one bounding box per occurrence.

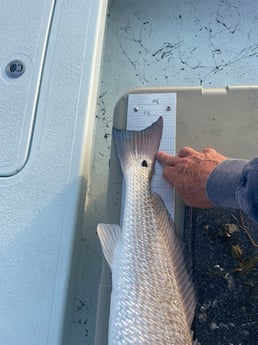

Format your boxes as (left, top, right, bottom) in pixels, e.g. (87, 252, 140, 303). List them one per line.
(97, 223, 121, 269)
(151, 193, 197, 329)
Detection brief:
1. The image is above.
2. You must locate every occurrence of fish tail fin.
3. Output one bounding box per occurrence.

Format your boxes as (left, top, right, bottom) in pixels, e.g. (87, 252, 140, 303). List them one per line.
(112, 116, 163, 174)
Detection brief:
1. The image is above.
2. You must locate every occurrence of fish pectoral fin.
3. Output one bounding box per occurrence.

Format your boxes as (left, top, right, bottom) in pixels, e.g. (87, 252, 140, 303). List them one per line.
(97, 223, 121, 269)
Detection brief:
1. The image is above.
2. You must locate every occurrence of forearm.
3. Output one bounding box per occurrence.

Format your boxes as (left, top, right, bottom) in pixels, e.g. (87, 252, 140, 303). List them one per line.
(206, 158, 258, 222)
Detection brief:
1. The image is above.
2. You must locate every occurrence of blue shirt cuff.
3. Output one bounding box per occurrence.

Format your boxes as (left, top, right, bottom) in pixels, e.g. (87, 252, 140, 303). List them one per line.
(206, 159, 248, 209)
(206, 157, 258, 223)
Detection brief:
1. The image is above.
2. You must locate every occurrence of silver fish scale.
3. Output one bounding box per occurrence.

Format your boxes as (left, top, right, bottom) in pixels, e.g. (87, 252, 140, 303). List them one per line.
(109, 164, 192, 345)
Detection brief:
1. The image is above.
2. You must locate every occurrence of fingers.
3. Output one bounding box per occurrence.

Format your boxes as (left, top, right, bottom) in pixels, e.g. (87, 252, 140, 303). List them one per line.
(202, 147, 217, 154)
(157, 147, 199, 166)
(202, 147, 228, 161)
(157, 146, 225, 168)
(157, 146, 223, 209)
(178, 146, 200, 157)
(156, 151, 179, 166)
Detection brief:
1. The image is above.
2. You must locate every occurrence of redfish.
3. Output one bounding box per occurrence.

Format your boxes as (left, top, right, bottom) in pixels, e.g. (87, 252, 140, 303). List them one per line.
(97, 117, 196, 344)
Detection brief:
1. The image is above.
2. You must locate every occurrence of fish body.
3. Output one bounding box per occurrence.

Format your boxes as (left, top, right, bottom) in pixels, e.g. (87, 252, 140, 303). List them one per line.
(97, 117, 196, 344)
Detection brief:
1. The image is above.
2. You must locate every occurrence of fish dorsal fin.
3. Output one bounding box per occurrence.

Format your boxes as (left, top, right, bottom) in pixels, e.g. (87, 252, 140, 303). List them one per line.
(97, 223, 121, 269)
(151, 193, 197, 329)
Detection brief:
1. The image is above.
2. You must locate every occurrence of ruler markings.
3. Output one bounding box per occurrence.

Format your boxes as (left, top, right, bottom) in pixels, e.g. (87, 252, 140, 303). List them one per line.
(126, 93, 177, 217)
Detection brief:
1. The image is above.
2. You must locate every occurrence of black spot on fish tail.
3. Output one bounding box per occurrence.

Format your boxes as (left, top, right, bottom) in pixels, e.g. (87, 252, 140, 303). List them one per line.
(141, 160, 148, 167)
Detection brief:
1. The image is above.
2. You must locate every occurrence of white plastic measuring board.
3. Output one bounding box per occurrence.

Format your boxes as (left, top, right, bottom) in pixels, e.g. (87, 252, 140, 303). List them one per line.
(127, 93, 176, 217)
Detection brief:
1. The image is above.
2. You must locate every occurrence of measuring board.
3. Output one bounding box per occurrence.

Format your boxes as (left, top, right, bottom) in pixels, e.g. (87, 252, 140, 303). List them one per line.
(126, 93, 177, 217)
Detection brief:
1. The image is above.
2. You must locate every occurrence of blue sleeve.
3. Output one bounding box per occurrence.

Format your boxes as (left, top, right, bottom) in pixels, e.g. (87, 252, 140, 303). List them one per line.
(206, 157, 258, 223)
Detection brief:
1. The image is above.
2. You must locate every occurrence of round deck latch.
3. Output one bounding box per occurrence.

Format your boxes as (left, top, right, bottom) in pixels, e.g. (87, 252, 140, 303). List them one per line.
(6, 60, 25, 78)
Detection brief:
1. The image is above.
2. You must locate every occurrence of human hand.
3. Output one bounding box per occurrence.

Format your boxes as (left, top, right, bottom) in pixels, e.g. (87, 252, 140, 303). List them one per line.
(156, 147, 227, 208)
